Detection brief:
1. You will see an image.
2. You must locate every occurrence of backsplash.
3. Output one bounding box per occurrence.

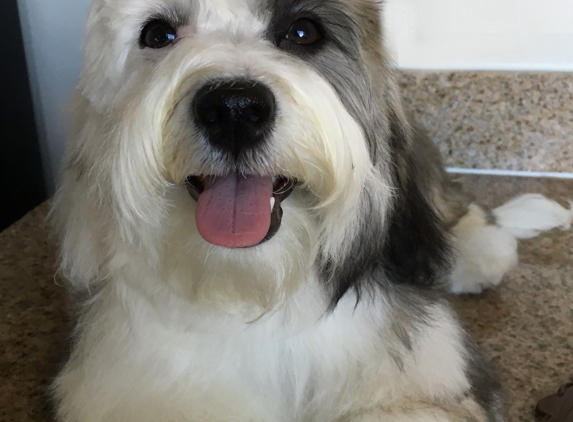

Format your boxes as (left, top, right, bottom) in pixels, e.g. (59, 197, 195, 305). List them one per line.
(398, 71, 573, 174)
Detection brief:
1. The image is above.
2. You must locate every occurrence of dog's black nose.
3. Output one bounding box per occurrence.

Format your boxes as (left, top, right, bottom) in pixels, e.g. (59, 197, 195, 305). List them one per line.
(193, 80, 276, 158)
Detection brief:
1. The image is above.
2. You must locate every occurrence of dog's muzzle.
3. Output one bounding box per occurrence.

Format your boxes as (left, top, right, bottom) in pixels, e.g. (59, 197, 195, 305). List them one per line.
(186, 80, 296, 249)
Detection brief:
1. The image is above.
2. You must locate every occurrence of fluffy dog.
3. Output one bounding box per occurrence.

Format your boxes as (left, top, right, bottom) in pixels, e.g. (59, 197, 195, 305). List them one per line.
(51, 0, 573, 421)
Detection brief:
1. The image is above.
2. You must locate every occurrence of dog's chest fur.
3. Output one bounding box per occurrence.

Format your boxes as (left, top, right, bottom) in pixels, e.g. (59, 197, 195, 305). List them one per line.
(71, 272, 470, 422)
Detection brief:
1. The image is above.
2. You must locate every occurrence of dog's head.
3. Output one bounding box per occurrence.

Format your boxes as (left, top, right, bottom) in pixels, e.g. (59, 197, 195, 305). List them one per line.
(55, 0, 447, 311)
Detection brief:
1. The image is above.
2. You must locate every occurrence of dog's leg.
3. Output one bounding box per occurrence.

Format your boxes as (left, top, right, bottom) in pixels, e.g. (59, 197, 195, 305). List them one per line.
(445, 202, 518, 294)
(441, 192, 573, 294)
(444, 194, 573, 294)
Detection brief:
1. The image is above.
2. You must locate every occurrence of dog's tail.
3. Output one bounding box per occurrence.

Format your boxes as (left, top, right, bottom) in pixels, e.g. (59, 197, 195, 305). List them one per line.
(493, 194, 573, 239)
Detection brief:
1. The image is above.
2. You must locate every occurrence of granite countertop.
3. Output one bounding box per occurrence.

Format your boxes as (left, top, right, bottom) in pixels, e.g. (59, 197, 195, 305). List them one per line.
(398, 71, 573, 173)
(1, 174, 572, 422)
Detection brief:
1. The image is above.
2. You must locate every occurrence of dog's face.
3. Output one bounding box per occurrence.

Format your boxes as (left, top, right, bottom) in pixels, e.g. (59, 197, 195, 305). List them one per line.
(59, 0, 403, 308)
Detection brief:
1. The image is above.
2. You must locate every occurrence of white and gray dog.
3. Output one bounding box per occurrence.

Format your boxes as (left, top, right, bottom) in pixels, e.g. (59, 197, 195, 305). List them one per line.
(51, 0, 573, 421)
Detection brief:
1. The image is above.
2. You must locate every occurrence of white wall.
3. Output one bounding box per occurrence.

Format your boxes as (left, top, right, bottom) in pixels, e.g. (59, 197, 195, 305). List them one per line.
(17, 0, 91, 193)
(17, 0, 573, 192)
(384, 0, 573, 71)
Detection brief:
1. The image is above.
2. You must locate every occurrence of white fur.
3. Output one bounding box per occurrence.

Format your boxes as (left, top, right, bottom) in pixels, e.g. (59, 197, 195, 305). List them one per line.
(448, 204, 518, 294)
(54, 269, 474, 422)
(448, 195, 572, 294)
(494, 194, 573, 239)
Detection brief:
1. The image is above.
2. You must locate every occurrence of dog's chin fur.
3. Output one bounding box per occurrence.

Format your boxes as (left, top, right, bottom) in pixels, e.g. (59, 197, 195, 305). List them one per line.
(50, 0, 573, 421)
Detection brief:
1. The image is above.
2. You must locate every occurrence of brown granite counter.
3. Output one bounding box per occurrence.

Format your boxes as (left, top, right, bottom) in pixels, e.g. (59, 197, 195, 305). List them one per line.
(398, 71, 573, 173)
(1, 175, 572, 421)
(0, 202, 70, 422)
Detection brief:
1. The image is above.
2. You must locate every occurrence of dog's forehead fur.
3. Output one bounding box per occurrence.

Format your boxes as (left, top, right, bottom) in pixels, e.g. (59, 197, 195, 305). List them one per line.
(96, 0, 381, 40)
(99, 0, 386, 88)
(93, 0, 385, 80)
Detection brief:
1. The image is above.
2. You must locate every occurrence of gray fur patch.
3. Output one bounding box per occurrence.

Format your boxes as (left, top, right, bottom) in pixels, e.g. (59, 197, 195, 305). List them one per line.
(463, 335, 505, 421)
(408, 126, 474, 229)
(265, 0, 388, 161)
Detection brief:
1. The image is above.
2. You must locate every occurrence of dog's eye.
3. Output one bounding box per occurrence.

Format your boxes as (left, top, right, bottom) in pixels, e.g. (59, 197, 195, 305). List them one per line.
(140, 19, 177, 49)
(284, 18, 322, 46)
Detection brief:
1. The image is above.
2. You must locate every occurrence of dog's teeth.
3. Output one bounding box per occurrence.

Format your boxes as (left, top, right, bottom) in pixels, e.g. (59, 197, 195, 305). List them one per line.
(270, 197, 276, 212)
(272, 176, 277, 184)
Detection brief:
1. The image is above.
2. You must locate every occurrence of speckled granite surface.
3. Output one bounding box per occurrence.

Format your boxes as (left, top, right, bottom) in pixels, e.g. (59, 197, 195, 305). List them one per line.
(0, 202, 70, 422)
(398, 72, 573, 173)
(1, 175, 572, 422)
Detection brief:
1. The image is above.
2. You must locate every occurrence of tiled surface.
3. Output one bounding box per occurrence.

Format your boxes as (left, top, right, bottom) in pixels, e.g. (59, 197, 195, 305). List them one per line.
(1, 176, 572, 421)
(398, 71, 573, 173)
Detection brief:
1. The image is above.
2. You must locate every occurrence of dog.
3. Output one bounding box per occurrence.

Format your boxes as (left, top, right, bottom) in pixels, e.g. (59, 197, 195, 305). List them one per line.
(50, 0, 573, 421)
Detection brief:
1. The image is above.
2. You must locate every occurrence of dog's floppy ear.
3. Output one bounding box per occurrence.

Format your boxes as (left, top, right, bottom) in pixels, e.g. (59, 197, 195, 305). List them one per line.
(322, 117, 451, 308)
(381, 118, 452, 288)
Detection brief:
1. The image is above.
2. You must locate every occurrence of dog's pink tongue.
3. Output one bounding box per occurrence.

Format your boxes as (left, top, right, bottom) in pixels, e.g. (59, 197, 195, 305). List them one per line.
(196, 173, 273, 248)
